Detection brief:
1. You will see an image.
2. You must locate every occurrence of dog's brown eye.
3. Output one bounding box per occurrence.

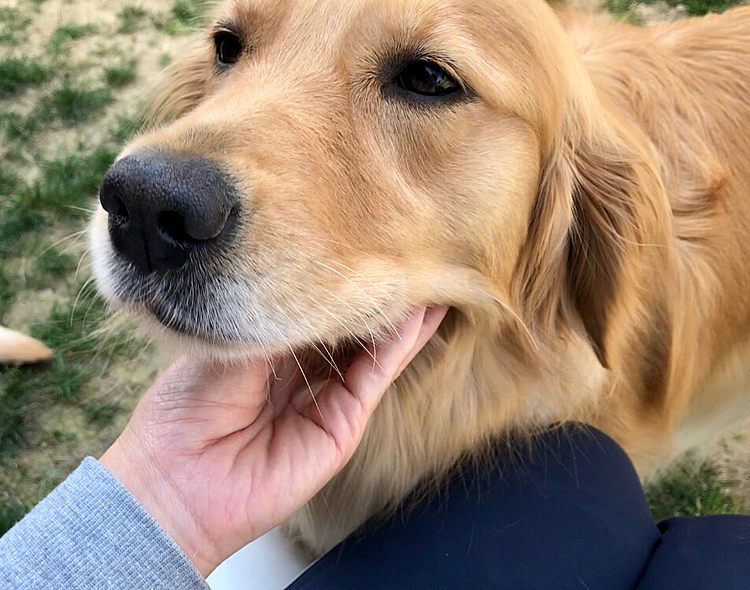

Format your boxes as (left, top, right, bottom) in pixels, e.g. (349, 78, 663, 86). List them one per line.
(397, 61, 460, 97)
(215, 31, 243, 66)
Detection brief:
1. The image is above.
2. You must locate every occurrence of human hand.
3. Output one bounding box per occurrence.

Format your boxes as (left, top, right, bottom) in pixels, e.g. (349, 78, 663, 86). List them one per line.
(100, 306, 447, 576)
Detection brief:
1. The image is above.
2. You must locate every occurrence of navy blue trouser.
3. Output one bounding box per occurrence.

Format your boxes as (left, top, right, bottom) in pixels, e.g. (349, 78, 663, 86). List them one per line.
(287, 425, 750, 589)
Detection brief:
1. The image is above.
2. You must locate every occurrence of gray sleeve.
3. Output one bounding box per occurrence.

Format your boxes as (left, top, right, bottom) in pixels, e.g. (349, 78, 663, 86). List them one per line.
(0, 457, 210, 590)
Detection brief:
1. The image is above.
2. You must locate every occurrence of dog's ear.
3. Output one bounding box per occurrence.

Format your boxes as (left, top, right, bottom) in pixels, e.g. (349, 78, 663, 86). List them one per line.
(146, 41, 214, 125)
(514, 107, 669, 368)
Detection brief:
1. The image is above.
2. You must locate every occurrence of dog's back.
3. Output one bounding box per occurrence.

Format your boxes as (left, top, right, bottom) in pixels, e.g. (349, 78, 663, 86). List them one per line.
(569, 9, 750, 449)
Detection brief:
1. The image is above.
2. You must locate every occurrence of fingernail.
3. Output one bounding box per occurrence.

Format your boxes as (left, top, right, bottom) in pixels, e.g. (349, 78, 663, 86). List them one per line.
(398, 307, 427, 336)
(422, 305, 449, 327)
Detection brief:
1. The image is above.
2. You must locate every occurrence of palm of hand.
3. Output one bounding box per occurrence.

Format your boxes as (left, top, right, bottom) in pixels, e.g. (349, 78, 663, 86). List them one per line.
(141, 359, 360, 564)
(101, 306, 445, 576)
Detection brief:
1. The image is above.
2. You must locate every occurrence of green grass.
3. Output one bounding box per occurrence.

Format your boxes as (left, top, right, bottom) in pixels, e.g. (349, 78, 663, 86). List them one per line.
(0, 164, 20, 196)
(22, 147, 117, 219)
(645, 453, 746, 520)
(0, 500, 28, 536)
(0, 292, 138, 452)
(0, 0, 159, 541)
(668, 0, 740, 14)
(40, 81, 114, 125)
(0, 266, 13, 322)
(53, 429, 77, 442)
(1, 111, 41, 142)
(0, 8, 32, 45)
(35, 148, 117, 215)
(607, 0, 743, 17)
(27, 248, 78, 289)
(154, 0, 210, 35)
(112, 112, 145, 143)
(82, 399, 120, 428)
(171, 0, 210, 26)
(118, 5, 148, 34)
(104, 61, 137, 88)
(0, 145, 117, 257)
(0, 58, 52, 96)
(49, 22, 97, 54)
(0, 206, 44, 259)
(7, 291, 134, 403)
(606, 0, 634, 15)
(0, 369, 27, 449)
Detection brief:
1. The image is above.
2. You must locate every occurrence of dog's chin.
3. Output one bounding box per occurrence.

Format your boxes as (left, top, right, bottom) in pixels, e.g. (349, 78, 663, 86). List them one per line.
(113, 296, 374, 374)
(91, 240, 398, 367)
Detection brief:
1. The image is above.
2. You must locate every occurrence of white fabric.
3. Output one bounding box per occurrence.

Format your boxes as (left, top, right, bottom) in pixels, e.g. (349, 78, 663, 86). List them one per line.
(207, 528, 312, 590)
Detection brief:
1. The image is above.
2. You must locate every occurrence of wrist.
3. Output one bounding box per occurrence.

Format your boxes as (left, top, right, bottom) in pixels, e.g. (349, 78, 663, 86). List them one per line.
(100, 438, 223, 577)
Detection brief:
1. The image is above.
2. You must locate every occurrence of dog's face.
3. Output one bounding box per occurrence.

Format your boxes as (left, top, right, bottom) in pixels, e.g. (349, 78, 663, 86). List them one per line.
(90, 0, 581, 357)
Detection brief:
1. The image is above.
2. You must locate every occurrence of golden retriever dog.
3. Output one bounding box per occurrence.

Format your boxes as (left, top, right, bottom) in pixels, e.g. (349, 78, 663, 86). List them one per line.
(89, 0, 750, 553)
(0, 326, 52, 365)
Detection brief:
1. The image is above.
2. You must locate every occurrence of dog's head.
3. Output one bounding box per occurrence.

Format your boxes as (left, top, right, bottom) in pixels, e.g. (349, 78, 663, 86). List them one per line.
(89, 0, 668, 366)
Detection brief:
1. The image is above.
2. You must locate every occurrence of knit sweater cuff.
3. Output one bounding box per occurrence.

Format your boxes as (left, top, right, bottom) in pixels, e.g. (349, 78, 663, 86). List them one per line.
(0, 457, 210, 590)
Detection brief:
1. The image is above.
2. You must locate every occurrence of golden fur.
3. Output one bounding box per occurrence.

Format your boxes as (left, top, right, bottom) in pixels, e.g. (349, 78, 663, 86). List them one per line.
(89, 1, 750, 553)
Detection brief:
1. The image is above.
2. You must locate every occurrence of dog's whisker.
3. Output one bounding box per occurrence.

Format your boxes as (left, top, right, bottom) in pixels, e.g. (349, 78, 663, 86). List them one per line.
(242, 302, 279, 380)
(325, 259, 397, 302)
(82, 285, 106, 330)
(287, 299, 345, 381)
(315, 236, 366, 254)
(277, 327, 324, 422)
(311, 299, 381, 367)
(63, 205, 99, 215)
(314, 260, 400, 340)
(321, 287, 377, 345)
(75, 250, 90, 281)
(39, 230, 88, 257)
(320, 287, 387, 374)
(71, 277, 97, 326)
(60, 235, 88, 256)
(484, 290, 539, 351)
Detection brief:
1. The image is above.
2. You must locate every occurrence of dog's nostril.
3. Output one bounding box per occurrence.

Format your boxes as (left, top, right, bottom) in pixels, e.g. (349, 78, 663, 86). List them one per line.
(100, 186, 131, 226)
(157, 211, 203, 247)
(110, 196, 130, 225)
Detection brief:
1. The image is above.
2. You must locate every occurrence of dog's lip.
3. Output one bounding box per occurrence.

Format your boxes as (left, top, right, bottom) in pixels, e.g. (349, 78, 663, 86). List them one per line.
(147, 301, 201, 337)
(143, 298, 376, 361)
(145, 300, 241, 344)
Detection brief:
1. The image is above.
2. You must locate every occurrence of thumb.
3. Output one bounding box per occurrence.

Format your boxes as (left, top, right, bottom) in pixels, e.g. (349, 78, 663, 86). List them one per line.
(345, 305, 448, 413)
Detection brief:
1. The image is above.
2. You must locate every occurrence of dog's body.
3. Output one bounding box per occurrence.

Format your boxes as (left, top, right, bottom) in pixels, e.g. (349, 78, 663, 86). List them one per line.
(290, 9, 750, 550)
(89, 1, 750, 554)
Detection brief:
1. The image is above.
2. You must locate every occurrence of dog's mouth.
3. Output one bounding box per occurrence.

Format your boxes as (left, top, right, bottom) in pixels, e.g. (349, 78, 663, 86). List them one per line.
(92, 224, 406, 366)
(103, 261, 393, 369)
(144, 294, 376, 378)
(146, 299, 235, 343)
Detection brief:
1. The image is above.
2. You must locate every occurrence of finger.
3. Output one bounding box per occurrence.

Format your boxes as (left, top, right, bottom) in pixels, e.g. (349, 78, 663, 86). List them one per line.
(345, 305, 447, 411)
(343, 307, 426, 405)
(151, 355, 273, 409)
(394, 305, 449, 377)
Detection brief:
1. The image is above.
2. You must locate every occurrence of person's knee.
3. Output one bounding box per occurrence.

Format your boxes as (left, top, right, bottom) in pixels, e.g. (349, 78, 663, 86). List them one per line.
(637, 515, 750, 589)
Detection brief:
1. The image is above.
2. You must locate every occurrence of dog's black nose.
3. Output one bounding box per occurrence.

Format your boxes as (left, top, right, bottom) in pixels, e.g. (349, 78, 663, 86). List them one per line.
(99, 153, 238, 274)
